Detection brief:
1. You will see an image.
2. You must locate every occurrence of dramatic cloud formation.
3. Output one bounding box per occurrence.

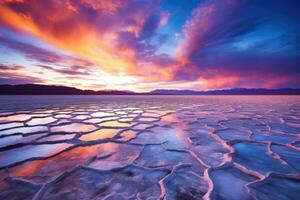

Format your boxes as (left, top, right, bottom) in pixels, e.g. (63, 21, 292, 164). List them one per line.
(176, 0, 300, 89)
(0, 0, 299, 91)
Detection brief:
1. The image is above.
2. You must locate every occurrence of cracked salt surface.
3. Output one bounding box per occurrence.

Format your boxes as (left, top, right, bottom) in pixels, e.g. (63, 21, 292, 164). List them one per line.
(0, 95, 299, 200)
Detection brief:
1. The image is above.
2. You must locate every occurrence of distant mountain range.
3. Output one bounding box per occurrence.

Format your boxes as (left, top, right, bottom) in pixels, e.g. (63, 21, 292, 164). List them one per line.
(150, 88, 300, 95)
(0, 84, 132, 95)
(0, 84, 299, 95)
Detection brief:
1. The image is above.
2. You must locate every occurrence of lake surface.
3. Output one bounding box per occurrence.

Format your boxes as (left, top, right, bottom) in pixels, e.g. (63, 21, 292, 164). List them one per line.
(0, 95, 299, 200)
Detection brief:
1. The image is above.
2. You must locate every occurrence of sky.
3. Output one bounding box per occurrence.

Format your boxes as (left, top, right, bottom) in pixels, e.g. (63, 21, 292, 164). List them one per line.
(0, 0, 299, 92)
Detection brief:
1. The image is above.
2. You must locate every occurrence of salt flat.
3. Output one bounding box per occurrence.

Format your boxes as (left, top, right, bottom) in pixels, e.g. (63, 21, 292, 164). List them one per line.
(0, 95, 299, 200)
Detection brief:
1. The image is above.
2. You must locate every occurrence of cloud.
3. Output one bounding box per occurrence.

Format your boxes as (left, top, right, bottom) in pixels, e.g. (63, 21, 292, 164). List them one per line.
(0, 0, 171, 77)
(0, 34, 63, 64)
(175, 0, 300, 89)
(0, 64, 43, 84)
(0, 77, 39, 85)
(0, 64, 24, 71)
(37, 65, 92, 76)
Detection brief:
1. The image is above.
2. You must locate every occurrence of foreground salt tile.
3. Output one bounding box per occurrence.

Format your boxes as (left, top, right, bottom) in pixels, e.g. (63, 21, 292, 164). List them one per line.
(0, 114, 32, 123)
(37, 166, 167, 200)
(0, 133, 46, 148)
(88, 143, 142, 170)
(0, 122, 23, 130)
(119, 130, 137, 141)
(216, 128, 251, 141)
(8, 144, 114, 183)
(0, 126, 48, 136)
(232, 142, 296, 174)
(54, 114, 72, 119)
(0, 178, 41, 200)
(0, 114, 50, 123)
(79, 129, 118, 141)
(0, 143, 72, 168)
(250, 130, 298, 144)
(132, 123, 154, 130)
(38, 134, 76, 142)
(51, 123, 97, 133)
(208, 164, 257, 200)
(0, 142, 138, 183)
(137, 117, 158, 122)
(165, 167, 208, 199)
(26, 116, 57, 126)
(72, 115, 90, 120)
(91, 112, 114, 118)
(83, 116, 119, 123)
(249, 174, 300, 200)
(271, 144, 300, 171)
(134, 145, 206, 174)
(98, 121, 133, 128)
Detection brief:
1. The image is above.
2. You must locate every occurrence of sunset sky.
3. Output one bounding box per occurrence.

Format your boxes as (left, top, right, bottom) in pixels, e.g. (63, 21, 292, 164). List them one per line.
(0, 0, 299, 92)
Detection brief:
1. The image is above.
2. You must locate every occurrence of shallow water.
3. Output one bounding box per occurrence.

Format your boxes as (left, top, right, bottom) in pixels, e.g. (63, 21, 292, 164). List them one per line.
(0, 95, 299, 200)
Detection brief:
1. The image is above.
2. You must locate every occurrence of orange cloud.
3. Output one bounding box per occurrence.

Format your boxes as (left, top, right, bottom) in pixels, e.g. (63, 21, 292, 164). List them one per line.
(0, 0, 172, 80)
(199, 75, 240, 90)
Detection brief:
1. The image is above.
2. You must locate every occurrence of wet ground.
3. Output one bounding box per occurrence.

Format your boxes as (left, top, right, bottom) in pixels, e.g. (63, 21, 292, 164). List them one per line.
(0, 95, 299, 200)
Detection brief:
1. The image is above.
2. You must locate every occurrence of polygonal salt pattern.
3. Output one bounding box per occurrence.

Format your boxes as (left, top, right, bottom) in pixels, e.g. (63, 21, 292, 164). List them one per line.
(0, 95, 299, 199)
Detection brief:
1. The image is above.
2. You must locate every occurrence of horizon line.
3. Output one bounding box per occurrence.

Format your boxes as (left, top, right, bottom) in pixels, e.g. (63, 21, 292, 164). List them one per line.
(0, 83, 299, 95)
